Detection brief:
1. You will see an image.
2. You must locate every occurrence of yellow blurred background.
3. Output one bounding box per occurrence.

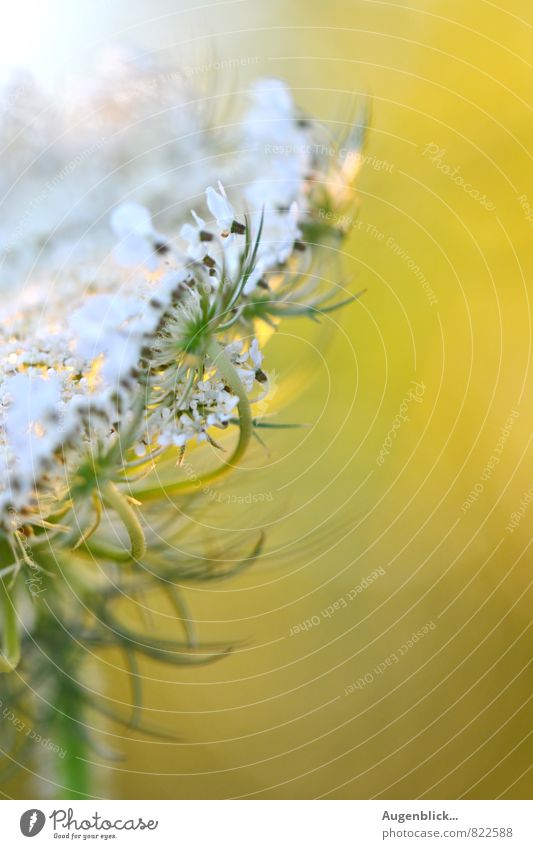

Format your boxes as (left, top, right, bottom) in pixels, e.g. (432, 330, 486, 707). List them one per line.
(5, 0, 532, 799)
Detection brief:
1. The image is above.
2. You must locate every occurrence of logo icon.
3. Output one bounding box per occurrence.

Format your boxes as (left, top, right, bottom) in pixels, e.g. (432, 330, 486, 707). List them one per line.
(20, 810, 46, 837)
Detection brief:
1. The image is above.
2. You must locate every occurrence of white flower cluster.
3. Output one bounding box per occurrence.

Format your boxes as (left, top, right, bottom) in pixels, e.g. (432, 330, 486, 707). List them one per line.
(0, 69, 363, 526)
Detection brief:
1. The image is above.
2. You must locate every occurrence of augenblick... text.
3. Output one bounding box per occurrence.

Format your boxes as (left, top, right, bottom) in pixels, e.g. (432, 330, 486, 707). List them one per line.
(382, 810, 455, 823)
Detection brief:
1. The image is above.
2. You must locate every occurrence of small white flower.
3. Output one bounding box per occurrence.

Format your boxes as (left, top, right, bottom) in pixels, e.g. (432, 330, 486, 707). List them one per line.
(244, 78, 294, 140)
(254, 78, 293, 114)
(223, 339, 266, 393)
(243, 203, 301, 294)
(1, 371, 65, 508)
(110, 201, 168, 271)
(111, 202, 153, 237)
(206, 183, 240, 234)
(266, 201, 301, 264)
(180, 210, 214, 263)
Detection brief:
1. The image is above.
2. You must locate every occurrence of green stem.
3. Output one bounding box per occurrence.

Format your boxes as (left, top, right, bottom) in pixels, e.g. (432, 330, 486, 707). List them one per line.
(102, 482, 146, 560)
(55, 684, 91, 799)
(78, 539, 132, 563)
(80, 481, 146, 562)
(0, 578, 20, 673)
(132, 337, 253, 502)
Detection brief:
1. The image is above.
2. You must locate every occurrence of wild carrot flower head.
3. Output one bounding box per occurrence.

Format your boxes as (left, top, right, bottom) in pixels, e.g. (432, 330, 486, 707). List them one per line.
(0, 63, 366, 682)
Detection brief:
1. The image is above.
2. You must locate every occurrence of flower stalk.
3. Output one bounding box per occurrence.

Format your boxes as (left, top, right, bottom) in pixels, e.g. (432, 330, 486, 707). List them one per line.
(55, 682, 91, 800)
(101, 482, 146, 561)
(0, 578, 21, 673)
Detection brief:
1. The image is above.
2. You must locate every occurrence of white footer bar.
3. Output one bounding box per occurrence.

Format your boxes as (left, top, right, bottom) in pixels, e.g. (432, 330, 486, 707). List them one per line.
(1, 799, 530, 848)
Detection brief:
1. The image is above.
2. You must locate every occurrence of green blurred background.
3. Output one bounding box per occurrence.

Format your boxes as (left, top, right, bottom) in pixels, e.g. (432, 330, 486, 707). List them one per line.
(5, 0, 532, 799)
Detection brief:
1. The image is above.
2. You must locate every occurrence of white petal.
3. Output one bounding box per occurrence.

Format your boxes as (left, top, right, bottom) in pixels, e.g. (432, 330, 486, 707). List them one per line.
(114, 234, 157, 269)
(111, 202, 153, 238)
(191, 210, 206, 229)
(249, 338, 263, 368)
(250, 78, 293, 116)
(206, 185, 234, 230)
